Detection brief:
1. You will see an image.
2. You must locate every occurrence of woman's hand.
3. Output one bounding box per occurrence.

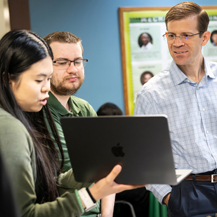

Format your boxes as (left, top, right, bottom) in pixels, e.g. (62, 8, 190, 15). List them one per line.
(89, 165, 146, 201)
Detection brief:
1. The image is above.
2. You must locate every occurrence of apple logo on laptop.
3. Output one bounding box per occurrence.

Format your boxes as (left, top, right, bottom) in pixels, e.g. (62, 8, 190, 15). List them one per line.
(111, 143, 125, 157)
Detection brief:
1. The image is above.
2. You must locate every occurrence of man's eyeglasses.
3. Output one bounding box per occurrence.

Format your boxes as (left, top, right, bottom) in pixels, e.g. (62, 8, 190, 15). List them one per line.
(162, 32, 203, 42)
(53, 59, 88, 69)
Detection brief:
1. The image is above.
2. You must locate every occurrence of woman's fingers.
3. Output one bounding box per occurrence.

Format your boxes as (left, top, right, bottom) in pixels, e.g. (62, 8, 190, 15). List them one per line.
(89, 164, 147, 201)
(105, 165, 122, 183)
(105, 165, 146, 193)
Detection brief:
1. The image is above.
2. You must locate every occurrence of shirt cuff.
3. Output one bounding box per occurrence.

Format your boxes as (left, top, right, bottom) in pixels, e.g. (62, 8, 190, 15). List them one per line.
(146, 184, 172, 205)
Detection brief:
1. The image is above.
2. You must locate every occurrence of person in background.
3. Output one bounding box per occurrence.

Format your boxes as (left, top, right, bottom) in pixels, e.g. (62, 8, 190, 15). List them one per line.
(97, 102, 149, 217)
(210, 30, 217, 46)
(138, 32, 153, 50)
(134, 2, 217, 216)
(44, 31, 115, 217)
(97, 102, 123, 116)
(140, 71, 154, 85)
(0, 29, 144, 217)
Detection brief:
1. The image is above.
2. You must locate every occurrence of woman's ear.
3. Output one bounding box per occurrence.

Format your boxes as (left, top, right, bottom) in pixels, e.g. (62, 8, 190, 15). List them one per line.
(2, 72, 12, 86)
(8, 73, 12, 84)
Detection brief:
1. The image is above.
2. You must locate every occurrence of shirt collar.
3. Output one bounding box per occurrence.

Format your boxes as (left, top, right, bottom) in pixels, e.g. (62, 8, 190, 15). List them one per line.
(48, 92, 81, 116)
(68, 96, 81, 116)
(170, 58, 215, 86)
(204, 58, 215, 79)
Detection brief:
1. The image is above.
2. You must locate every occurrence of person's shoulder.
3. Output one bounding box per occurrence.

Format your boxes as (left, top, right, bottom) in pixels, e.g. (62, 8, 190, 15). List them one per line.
(137, 68, 171, 99)
(0, 108, 31, 144)
(0, 108, 24, 130)
(152, 69, 170, 82)
(70, 96, 96, 116)
(0, 108, 34, 164)
(70, 95, 90, 105)
(144, 69, 170, 89)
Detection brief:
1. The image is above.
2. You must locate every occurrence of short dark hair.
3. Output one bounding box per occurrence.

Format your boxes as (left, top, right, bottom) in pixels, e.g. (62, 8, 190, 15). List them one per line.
(97, 103, 123, 116)
(138, 32, 153, 47)
(165, 1, 209, 35)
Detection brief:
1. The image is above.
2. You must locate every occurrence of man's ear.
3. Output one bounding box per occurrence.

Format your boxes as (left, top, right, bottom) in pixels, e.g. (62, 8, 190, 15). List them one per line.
(202, 31, 211, 46)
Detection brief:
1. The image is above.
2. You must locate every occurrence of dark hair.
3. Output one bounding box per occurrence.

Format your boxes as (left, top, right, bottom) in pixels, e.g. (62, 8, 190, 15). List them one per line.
(138, 32, 153, 47)
(210, 30, 217, 44)
(97, 103, 123, 116)
(0, 30, 64, 202)
(165, 1, 209, 36)
(140, 71, 154, 85)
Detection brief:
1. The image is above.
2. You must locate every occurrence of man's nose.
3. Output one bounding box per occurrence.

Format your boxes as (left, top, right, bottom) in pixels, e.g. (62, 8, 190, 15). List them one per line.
(67, 61, 78, 73)
(173, 36, 184, 46)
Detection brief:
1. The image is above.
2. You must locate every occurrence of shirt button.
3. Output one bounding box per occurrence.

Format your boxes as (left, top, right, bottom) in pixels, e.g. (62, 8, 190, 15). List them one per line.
(188, 80, 190, 82)
(202, 108, 205, 111)
(207, 131, 209, 134)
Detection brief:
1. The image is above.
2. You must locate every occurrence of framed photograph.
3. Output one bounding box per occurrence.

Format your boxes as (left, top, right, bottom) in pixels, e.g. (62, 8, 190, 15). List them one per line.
(119, 6, 217, 115)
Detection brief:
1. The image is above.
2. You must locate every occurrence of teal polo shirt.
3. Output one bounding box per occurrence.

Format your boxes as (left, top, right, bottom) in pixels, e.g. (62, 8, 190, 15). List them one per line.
(47, 91, 97, 172)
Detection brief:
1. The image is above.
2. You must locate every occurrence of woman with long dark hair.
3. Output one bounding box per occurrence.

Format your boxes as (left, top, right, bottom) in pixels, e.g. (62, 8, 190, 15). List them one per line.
(0, 30, 144, 217)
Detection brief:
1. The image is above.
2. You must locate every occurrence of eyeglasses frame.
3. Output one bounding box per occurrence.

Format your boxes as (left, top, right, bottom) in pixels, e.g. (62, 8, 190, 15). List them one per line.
(53, 59, 88, 68)
(162, 32, 204, 42)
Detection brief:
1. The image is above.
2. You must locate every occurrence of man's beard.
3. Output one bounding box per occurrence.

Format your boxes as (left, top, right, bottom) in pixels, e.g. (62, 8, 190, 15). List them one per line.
(51, 79, 83, 96)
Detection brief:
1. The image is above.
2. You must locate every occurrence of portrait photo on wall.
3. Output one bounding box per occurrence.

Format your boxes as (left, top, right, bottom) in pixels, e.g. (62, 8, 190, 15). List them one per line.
(138, 32, 153, 50)
(210, 30, 217, 46)
(131, 63, 161, 102)
(140, 71, 154, 85)
(203, 22, 217, 60)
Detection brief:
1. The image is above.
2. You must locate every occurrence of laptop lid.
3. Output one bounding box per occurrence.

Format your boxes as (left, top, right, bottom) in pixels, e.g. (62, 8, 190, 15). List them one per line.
(61, 115, 191, 185)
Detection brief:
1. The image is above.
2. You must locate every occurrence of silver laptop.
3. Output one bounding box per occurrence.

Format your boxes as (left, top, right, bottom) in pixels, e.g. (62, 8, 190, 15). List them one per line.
(60, 115, 191, 185)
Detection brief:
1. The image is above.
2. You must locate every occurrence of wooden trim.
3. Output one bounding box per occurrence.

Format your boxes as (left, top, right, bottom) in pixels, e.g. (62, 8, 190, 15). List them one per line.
(119, 7, 129, 115)
(8, 0, 31, 30)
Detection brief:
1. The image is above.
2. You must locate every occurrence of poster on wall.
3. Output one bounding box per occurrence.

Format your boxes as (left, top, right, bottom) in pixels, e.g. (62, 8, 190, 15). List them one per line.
(119, 6, 217, 115)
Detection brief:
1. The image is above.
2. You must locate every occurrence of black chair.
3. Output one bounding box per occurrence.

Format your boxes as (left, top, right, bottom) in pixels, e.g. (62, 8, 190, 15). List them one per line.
(114, 200, 136, 217)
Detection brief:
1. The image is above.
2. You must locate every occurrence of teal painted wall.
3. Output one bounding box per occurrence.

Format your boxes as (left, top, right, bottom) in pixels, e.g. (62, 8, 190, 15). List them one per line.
(29, 0, 217, 113)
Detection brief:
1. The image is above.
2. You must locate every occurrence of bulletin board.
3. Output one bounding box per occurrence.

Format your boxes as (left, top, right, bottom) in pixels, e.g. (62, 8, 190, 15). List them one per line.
(119, 6, 217, 115)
